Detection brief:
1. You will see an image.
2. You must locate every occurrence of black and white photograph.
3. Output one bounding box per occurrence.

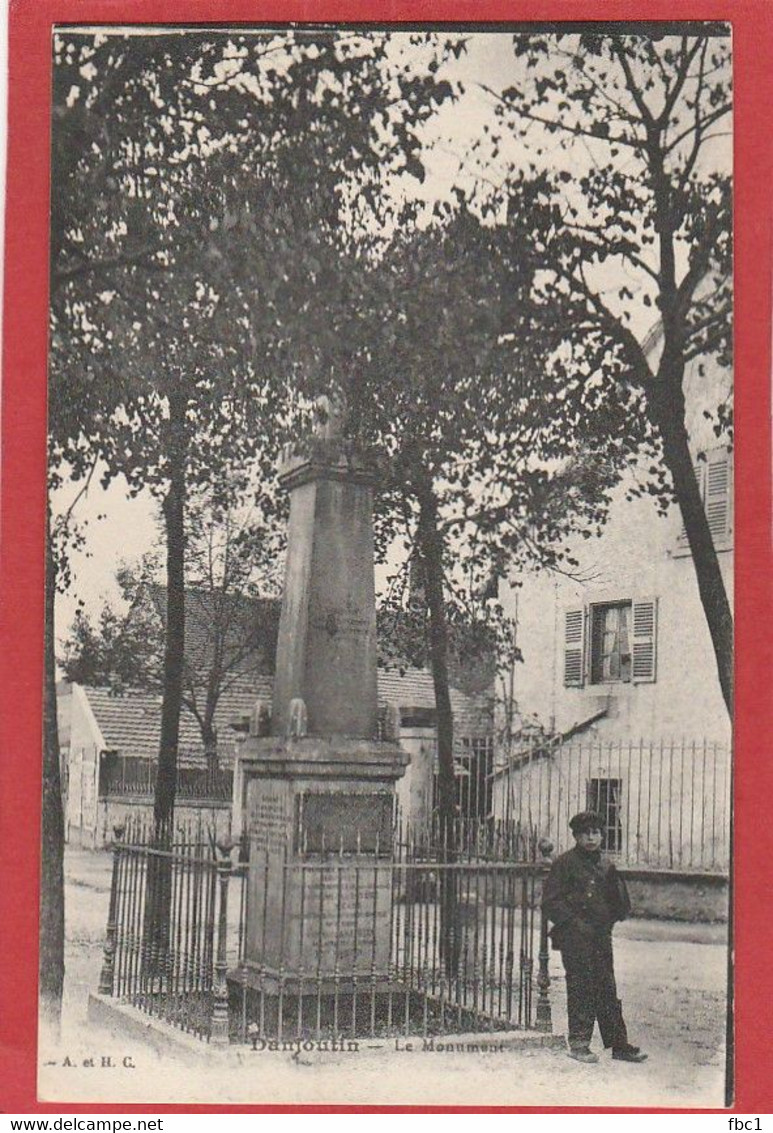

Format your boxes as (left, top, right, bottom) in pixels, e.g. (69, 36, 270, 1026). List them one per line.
(42, 22, 733, 1107)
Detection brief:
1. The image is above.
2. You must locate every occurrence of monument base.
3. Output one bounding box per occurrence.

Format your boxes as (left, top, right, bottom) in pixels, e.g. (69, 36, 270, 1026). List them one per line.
(228, 963, 406, 997)
(225, 967, 520, 1041)
(235, 735, 409, 981)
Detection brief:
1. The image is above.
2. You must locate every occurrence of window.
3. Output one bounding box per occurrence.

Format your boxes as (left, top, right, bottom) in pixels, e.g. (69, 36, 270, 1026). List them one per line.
(590, 602, 631, 684)
(678, 446, 733, 551)
(564, 599, 657, 687)
(587, 778, 623, 853)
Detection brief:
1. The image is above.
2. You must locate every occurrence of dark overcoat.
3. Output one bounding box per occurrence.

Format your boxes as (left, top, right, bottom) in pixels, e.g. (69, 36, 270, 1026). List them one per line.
(542, 845, 633, 1051)
(542, 846, 631, 949)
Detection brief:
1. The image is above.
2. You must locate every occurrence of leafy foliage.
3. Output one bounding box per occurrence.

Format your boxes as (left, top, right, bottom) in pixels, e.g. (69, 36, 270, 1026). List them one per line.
(50, 27, 460, 498)
(61, 558, 163, 690)
(61, 488, 282, 735)
(50, 29, 460, 823)
(477, 29, 734, 713)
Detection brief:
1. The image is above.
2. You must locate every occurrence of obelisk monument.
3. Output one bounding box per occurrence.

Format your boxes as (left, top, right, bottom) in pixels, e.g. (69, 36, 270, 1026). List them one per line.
(233, 394, 408, 992)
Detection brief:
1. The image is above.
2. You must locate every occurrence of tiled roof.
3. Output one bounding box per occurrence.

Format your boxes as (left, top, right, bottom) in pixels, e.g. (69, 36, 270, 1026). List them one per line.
(84, 678, 273, 766)
(81, 666, 491, 766)
(146, 585, 279, 678)
(376, 668, 490, 724)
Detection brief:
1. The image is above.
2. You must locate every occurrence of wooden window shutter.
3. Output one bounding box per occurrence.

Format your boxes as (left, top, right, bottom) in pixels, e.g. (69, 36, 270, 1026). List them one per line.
(563, 607, 585, 687)
(631, 598, 658, 683)
(679, 461, 705, 543)
(706, 448, 732, 543)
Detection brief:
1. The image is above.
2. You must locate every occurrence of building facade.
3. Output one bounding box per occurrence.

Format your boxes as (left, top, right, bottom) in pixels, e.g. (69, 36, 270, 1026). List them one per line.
(493, 354, 732, 874)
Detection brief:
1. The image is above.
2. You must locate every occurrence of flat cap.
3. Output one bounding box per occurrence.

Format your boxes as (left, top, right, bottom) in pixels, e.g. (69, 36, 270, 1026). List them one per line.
(569, 810, 604, 834)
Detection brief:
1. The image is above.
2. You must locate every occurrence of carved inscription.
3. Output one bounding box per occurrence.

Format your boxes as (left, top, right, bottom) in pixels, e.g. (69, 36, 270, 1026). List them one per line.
(292, 865, 392, 973)
(298, 792, 393, 856)
(249, 783, 290, 854)
(309, 603, 370, 641)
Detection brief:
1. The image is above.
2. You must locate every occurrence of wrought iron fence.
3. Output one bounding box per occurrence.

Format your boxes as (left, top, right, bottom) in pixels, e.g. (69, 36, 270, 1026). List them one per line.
(99, 816, 552, 1046)
(492, 737, 731, 872)
(97, 737, 730, 1050)
(398, 812, 542, 863)
(100, 755, 234, 802)
(230, 838, 550, 1045)
(98, 816, 220, 1040)
(97, 737, 730, 871)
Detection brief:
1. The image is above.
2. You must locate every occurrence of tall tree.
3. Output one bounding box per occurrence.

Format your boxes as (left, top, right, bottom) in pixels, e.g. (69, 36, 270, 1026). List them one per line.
(158, 494, 282, 777)
(368, 205, 650, 838)
(50, 28, 457, 835)
(296, 199, 651, 970)
(44, 30, 228, 1020)
(481, 28, 733, 714)
(56, 241, 290, 825)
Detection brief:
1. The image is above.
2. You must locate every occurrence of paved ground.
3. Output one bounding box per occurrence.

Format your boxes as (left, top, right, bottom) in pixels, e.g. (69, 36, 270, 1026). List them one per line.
(38, 848, 729, 1108)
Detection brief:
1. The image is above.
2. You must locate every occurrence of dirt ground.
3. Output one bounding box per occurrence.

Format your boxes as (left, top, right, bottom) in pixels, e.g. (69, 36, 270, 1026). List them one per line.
(38, 847, 729, 1109)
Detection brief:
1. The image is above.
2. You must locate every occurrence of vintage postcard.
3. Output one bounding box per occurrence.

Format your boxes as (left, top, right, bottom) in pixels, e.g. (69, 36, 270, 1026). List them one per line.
(1, 1, 771, 1114)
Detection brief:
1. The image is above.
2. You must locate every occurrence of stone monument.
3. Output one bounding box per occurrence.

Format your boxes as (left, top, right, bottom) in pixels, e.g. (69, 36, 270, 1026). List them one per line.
(231, 395, 408, 1011)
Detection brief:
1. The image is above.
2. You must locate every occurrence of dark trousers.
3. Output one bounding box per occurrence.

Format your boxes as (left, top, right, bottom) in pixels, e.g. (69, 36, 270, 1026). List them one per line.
(559, 925, 629, 1052)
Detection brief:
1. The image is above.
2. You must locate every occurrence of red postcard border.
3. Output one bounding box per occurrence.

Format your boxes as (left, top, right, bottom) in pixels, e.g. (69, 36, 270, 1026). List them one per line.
(2, 0, 771, 1114)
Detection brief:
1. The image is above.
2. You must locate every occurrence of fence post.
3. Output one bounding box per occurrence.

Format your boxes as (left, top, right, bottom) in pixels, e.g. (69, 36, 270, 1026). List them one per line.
(534, 838, 553, 1034)
(211, 837, 234, 1046)
(98, 824, 126, 996)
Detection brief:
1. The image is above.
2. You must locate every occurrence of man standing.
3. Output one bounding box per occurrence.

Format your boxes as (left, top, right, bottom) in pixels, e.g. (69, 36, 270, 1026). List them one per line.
(542, 810, 648, 1065)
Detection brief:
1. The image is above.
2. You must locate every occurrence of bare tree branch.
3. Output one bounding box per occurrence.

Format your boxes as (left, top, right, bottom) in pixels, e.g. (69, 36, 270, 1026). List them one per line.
(612, 41, 656, 128)
(478, 82, 645, 152)
(660, 36, 704, 125)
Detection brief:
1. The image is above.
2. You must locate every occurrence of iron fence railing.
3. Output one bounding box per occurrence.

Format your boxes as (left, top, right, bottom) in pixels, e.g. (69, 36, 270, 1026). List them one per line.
(97, 738, 729, 1046)
(99, 816, 553, 1046)
(396, 812, 543, 864)
(230, 849, 549, 1044)
(100, 755, 233, 802)
(97, 737, 731, 872)
(491, 737, 731, 872)
(99, 817, 219, 1040)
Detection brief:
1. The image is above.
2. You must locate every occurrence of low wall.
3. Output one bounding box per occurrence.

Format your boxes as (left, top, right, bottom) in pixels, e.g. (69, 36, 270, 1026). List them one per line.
(512, 864, 727, 924)
(528, 867, 728, 923)
(623, 868, 729, 923)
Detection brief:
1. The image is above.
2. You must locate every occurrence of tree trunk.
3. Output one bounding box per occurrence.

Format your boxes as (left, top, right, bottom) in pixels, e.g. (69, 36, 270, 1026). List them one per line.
(416, 487, 456, 838)
(41, 509, 65, 1030)
(145, 394, 188, 976)
(648, 148, 733, 719)
(648, 374, 734, 716)
(203, 647, 222, 793)
(154, 394, 188, 830)
(415, 485, 459, 977)
(203, 723, 218, 793)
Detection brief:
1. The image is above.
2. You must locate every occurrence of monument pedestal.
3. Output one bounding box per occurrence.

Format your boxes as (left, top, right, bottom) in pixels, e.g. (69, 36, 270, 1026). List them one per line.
(235, 737, 408, 990)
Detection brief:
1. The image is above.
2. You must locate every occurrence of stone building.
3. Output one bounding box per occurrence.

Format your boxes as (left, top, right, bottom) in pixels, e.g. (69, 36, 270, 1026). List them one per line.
(492, 347, 732, 887)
